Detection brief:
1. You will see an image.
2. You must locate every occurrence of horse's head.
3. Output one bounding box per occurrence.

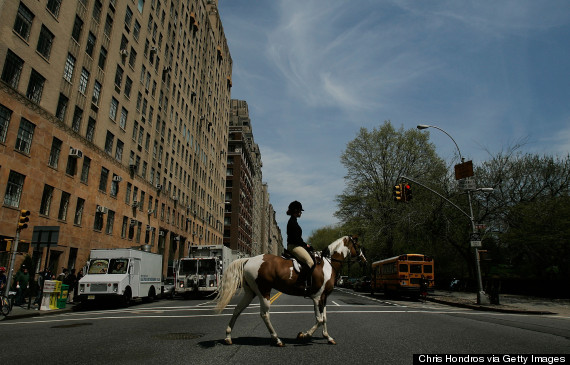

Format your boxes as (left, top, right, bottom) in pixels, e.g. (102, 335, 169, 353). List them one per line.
(346, 235, 367, 265)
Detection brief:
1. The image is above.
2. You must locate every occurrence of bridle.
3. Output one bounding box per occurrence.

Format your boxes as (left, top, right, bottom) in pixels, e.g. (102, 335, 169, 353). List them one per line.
(328, 236, 365, 265)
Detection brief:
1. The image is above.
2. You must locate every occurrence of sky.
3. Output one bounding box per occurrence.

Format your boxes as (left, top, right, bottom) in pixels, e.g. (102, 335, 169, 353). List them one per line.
(216, 0, 570, 242)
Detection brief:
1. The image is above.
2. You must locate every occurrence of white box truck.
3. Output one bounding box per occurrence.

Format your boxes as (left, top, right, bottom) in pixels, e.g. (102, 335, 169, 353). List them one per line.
(173, 244, 237, 297)
(78, 248, 162, 305)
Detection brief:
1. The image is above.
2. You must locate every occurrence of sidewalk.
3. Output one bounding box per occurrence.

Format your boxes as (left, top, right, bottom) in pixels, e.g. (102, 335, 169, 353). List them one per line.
(1, 301, 76, 321)
(428, 290, 570, 316)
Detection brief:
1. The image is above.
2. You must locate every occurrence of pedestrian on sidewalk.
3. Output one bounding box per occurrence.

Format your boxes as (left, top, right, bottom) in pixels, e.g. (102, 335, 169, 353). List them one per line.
(0, 267, 7, 294)
(64, 269, 77, 304)
(13, 265, 30, 306)
(73, 269, 83, 303)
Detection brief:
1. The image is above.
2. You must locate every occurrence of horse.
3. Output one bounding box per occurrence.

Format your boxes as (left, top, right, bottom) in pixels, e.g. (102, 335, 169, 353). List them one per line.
(213, 235, 366, 346)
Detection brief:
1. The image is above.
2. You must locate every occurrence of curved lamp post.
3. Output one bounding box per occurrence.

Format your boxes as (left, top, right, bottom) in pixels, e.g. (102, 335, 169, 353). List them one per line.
(417, 124, 490, 305)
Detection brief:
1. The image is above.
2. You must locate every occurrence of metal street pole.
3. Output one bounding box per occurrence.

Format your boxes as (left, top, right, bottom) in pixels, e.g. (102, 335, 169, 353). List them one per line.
(417, 124, 489, 304)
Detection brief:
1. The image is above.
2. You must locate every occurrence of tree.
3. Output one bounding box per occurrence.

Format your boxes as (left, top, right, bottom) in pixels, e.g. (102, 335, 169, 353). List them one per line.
(335, 121, 447, 262)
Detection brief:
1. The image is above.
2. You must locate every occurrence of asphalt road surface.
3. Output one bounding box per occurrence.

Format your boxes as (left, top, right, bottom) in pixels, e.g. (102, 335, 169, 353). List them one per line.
(1, 289, 568, 365)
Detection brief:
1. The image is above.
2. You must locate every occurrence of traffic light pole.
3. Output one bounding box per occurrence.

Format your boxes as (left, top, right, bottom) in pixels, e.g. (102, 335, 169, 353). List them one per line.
(402, 175, 489, 304)
(4, 230, 20, 298)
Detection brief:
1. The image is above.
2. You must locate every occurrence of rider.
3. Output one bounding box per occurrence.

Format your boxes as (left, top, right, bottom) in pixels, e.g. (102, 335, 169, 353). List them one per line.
(286, 201, 315, 292)
(0, 267, 7, 294)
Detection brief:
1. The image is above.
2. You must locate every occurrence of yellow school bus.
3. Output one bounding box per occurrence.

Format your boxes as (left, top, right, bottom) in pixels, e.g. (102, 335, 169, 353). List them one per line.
(370, 254, 434, 296)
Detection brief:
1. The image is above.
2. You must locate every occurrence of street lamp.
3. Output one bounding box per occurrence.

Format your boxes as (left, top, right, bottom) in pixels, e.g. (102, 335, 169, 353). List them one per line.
(417, 124, 490, 305)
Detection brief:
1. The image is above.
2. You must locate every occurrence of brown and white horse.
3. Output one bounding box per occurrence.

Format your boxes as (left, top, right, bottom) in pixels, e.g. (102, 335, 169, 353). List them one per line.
(214, 235, 365, 346)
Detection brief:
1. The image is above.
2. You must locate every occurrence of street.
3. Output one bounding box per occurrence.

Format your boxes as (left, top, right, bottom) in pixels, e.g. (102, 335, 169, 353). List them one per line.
(1, 289, 568, 365)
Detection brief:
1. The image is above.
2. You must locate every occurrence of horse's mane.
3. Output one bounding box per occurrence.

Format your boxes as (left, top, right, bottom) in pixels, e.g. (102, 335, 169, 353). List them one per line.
(326, 236, 350, 256)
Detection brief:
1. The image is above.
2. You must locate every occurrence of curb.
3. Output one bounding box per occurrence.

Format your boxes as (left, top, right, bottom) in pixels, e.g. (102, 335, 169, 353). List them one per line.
(2, 306, 75, 321)
(427, 297, 556, 315)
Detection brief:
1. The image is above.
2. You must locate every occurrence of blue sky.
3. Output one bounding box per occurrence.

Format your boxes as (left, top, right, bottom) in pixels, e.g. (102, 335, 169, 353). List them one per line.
(217, 0, 570, 242)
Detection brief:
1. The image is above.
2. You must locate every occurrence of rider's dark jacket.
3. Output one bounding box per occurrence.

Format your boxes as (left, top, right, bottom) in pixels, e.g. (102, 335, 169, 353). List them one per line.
(286, 216, 306, 247)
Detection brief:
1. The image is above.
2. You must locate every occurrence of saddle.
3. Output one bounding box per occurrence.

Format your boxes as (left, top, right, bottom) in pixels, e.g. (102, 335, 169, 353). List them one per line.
(281, 250, 322, 296)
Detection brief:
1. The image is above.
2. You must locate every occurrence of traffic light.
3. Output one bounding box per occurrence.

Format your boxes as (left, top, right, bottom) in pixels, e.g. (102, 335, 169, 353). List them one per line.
(17, 209, 30, 231)
(403, 184, 412, 201)
(393, 184, 404, 202)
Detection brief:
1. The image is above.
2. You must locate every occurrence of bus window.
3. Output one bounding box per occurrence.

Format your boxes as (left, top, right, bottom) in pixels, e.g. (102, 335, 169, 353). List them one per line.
(424, 265, 433, 273)
(410, 264, 422, 273)
(399, 264, 408, 272)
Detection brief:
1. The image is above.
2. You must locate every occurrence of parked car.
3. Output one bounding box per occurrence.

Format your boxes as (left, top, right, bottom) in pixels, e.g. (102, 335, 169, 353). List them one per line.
(159, 277, 175, 299)
(354, 276, 371, 292)
(337, 276, 348, 287)
(345, 277, 358, 289)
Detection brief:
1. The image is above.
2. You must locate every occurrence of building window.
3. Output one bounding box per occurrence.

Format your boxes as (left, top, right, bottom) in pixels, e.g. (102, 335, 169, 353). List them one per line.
(86, 117, 96, 142)
(0, 104, 12, 143)
(79, 68, 89, 94)
(71, 15, 83, 42)
(104, 14, 113, 36)
(99, 166, 109, 192)
(133, 21, 141, 40)
(128, 48, 137, 69)
(80, 156, 91, 183)
(115, 139, 124, 161)
(63, 53, 76, 82)
(58, 191, 71, 221)
(106, 210, 115, 234)
(121, 216, 128, 238)
(74, 197, 85, 225)
(55, 93, 69, 121)
(3, 170, 25, 208)
(125, 183, 132, 204)
(86, 32, 96, 57)
(71, 106, 83, 133)
(109, 97, 118, 121)
(124, 77, 133, 98)
(65, 154, 78, 176)
(15, 117, 35, 154)
(114, 65, 124, 89)
(138, 0, 145, 13)
(1, 50, 24, 89)
(98, 46, 108, 70)
(48, 137, 62, 168)
(92, 81, 101, 105)
(119, 107, 128, 130)
(13, 2, 34, 41)
(93, 210, 104, 231)
(104, 131, 114, 154)
(36, 25, 55, 59)
(124, 6, 133, 32)
(110, 175, 119, 198)
(46, 0, 62, 17)
(92, 0, 103, 23)
(26, 69, 46, 103)
(39, 184, 54, 216)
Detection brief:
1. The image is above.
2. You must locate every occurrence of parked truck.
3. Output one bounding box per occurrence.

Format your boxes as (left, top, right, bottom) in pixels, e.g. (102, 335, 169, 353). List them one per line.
(78, 248, 162, 305)
(173, 244, 237, 297)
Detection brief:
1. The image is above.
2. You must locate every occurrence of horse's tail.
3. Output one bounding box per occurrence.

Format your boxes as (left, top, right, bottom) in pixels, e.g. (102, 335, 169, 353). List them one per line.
(214, 257, 249, 313)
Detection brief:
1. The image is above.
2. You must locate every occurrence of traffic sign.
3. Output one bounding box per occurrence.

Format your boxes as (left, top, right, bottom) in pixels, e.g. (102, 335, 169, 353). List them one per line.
(471, 241, 482, 248)
(454, 160, 474, 180)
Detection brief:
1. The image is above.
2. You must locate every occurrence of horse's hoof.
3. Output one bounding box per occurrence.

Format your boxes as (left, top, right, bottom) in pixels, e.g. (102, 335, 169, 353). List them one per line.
(328, 339, 337, 345)
(297, 332, 311, 341)
(271, 338, 285, 347)
(224, 338, 232, 345)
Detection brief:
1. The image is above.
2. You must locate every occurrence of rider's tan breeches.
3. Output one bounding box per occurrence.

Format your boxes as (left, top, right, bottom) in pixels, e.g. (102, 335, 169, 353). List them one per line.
(288, 245, 314, 268)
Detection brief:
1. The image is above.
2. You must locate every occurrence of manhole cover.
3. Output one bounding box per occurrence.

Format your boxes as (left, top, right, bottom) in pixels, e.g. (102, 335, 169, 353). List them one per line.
(154, 333, 204, 340)
(51, 322, 93, 329)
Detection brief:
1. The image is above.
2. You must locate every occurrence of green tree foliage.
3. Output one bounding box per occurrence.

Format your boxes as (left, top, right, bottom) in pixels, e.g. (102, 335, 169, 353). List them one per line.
(335, 121, 448, 263)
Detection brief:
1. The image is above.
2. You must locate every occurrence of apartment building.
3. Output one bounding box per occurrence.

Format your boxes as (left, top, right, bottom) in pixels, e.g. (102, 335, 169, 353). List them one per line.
(0, 0, 232, 276)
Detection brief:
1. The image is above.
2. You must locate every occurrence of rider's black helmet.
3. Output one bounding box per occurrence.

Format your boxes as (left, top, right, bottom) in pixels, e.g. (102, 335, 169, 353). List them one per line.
(286, 201, 304, 215)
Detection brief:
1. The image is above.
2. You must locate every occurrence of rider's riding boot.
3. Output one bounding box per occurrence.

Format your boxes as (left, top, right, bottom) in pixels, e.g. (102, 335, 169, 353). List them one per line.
(297, 264, 316, 296)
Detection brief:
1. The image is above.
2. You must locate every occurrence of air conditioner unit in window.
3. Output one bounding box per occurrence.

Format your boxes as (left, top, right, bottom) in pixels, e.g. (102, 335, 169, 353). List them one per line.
(69, 148, 83, 159)
(146, 225, 154, 231)
(159, 231, 165, 237)
(96, 206, 108, 214)
(120, 49, 128, 57)
(172, 196, 178, 201)
(156, 184, 163, 191)
(130, 219, 137, 226)
(132, 201, 139, 208)
(112, 175, 122, 182)
(147, 209, 155, 215)
(150, 46, 158, 54)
